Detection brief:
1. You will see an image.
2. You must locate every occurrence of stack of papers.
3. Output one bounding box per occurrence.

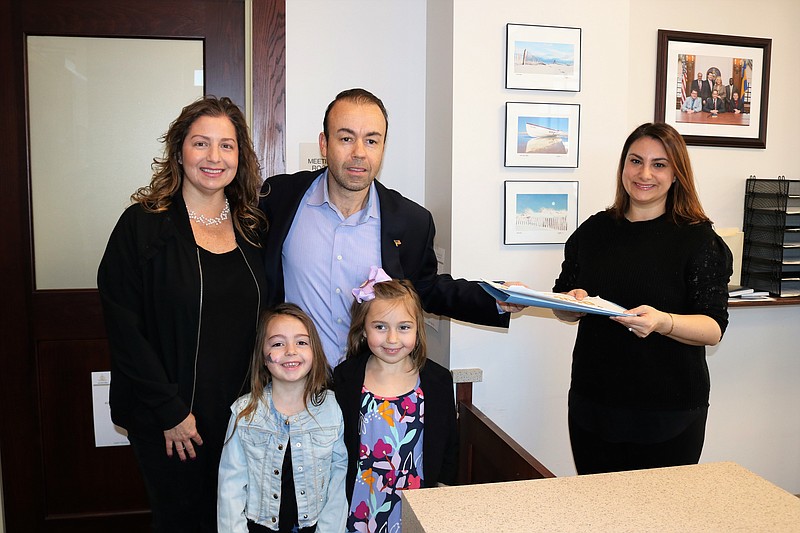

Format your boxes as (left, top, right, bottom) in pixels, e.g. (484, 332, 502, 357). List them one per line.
(727, 285, 772, 301)
(728, 285, 755, 298)
(480, 280, 635, 317)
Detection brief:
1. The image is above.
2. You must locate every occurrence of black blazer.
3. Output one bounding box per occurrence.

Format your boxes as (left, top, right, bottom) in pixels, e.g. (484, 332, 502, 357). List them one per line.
(98, 191, 268, 434)
(332, 354, 459, 501)
(259, 168, 510, 328)
(700, 79, 714, 100)
(703, 96, 725, 113)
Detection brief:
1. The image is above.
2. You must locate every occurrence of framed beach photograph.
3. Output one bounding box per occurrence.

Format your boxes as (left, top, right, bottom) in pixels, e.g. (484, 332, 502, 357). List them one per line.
(506, 23, 581, 91)
(504, 180, 578, 245)
(654, 29, 771, 148)
(505, 102, 580, 168)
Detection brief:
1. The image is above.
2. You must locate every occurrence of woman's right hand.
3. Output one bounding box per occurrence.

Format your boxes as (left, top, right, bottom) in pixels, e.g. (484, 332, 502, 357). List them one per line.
(164, 413, 203, 461)
(552, 288, 589, 322)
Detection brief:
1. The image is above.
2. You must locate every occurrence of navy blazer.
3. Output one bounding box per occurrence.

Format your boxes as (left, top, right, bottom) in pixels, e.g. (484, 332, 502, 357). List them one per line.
(729, 97, 745, 113)
(703, 96, 725, 113)
(700, 79, 714, 100)
(332, 354, 459, 501)
(259, 168, 510, 328)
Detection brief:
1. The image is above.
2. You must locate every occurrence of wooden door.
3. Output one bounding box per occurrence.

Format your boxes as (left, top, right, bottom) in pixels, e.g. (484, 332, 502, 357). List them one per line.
(0, 1, 259, 530)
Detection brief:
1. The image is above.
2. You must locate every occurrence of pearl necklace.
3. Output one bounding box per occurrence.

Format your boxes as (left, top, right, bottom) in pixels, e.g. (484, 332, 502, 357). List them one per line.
(187, 198, 230, 226)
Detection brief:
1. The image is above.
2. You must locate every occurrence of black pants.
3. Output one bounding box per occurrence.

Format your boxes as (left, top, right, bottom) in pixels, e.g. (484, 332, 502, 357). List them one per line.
(568, 409, 708, 475)
(129, 433, 222, 532)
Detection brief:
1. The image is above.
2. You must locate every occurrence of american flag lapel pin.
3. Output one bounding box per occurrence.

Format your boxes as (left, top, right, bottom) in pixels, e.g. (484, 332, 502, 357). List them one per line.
(393, 240, 402, 247)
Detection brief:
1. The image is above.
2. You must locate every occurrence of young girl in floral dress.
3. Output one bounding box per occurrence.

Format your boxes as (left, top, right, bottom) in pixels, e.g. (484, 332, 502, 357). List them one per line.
(333, 267, 459, 533)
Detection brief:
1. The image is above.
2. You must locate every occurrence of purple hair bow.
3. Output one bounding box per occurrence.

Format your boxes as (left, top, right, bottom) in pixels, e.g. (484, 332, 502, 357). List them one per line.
(352, 266, 392, 303)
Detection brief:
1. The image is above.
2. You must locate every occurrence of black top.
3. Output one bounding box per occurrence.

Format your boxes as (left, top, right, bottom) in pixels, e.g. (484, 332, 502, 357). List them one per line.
(277, 438, 316, 533)
(553, 211, 732, 415)
(192, 247, 258, 448)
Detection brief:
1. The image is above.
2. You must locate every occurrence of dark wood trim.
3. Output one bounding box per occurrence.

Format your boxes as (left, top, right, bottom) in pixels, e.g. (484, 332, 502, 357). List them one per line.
(18, 0, 245, 105)
(728, 296, 800, 308)
(32, 291, 104, 340)
(456, 381, 554, 485)
(0, 1, 248, 530)
(654, 29, 771, 149)
(455, 381, 473, 405)
(458, 400, 555, 485)
(0, 0, 41, 527)
(251, 0, 286, 177)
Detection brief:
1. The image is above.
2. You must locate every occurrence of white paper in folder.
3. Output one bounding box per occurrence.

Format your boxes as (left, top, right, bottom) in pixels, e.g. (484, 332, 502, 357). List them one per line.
(716, 227, 743, 286)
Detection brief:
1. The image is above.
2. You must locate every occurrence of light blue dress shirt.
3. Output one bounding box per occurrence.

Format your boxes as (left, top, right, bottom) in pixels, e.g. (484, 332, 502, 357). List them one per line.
(681, 96, 702, 112)
(282, 171, 381, 365)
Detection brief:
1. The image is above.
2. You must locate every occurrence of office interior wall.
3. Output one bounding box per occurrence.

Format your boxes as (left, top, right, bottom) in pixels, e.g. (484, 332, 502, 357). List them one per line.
(286, 0, 800, 493)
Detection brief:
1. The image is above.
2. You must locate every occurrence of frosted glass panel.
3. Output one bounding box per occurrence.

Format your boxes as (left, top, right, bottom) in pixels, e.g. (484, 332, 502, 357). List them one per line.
(27, 36, 204, 289)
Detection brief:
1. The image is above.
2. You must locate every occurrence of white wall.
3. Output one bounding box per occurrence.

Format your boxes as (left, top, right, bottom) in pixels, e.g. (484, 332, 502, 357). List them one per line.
(449, 0, 631, 483)
(287, 0, 800, 494)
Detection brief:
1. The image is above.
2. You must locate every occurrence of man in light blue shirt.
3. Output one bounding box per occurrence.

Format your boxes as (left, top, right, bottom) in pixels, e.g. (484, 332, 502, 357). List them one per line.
(681, 89, 702, 113)
(281, 171, 382, 363)
(260, 89, 520, 365)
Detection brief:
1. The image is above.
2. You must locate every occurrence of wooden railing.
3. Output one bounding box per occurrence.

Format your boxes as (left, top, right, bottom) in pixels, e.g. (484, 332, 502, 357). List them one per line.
(455, 377, 555, 485)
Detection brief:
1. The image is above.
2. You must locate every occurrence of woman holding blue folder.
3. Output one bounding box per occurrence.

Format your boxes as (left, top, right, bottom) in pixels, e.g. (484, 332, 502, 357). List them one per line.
(552, 123, 732, 475)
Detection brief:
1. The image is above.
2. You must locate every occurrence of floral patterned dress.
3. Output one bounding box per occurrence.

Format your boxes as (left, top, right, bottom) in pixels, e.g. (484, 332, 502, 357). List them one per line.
(346, 381, 425, 533)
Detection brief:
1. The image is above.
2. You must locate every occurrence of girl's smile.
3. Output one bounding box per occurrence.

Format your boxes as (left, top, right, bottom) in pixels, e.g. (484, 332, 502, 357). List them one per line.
(364, 299, 417, 369)
(263, 315, 313, 384)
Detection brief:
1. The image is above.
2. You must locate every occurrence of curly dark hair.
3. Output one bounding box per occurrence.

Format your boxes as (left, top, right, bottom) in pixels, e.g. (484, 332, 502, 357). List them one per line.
(132, 95, 266, 245)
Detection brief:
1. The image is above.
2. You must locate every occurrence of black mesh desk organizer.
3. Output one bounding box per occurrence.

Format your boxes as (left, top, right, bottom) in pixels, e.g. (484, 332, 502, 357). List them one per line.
(742, 177, 800, 297)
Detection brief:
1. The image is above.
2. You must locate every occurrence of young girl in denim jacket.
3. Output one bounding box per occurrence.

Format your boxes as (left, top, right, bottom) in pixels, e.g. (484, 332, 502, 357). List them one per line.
(218, 303, 348, 532)
(333, 268, 459, 533)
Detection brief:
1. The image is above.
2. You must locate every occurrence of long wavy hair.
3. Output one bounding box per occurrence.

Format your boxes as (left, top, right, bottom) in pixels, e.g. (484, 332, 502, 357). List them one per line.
(234, 303, 331, 427)
(609, 122, 710, 225)
(132, 95, 267, 245)
(346, 279, 427, 371)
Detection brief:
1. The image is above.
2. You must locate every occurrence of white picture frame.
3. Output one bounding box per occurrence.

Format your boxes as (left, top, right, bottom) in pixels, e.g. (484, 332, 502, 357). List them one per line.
(504, 180, 578, 245)
(506, 23, 582, 92)
(504, 102, 580, 168)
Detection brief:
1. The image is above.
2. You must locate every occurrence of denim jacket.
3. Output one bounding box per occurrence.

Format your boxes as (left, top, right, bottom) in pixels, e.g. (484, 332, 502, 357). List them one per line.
(218, 386, 348, 532)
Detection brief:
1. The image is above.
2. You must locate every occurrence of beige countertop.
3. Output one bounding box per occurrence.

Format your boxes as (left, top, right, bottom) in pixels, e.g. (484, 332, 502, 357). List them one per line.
(401, 462, 800, 532)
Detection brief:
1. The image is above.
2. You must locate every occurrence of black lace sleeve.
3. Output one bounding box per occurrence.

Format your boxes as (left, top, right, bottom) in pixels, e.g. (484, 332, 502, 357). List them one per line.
(687, 228, 733, 336)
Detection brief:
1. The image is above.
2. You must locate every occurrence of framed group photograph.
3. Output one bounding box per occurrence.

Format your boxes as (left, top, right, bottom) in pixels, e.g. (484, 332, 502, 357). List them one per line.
(505, 102, 580, 168)
(506, 23, 581, 91)
(504, 180, 578, 245)
(654, 29, 771, 148)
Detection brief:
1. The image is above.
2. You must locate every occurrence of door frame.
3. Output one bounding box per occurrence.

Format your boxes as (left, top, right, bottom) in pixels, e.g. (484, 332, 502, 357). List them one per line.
(0, 0, 285, 529)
